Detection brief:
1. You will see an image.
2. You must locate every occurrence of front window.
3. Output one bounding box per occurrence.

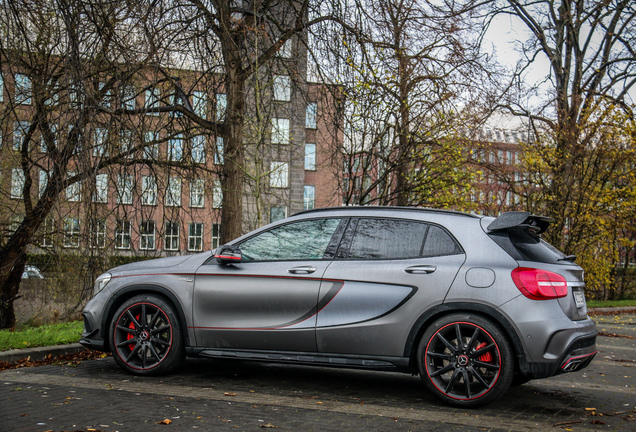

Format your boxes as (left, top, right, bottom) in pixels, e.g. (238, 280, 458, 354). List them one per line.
(240, 218, 341, 261)
(166, 177, 182, 207)
(188, 223, 203, 251)
(115, 220, 132, 249)
(63, 218, 80, 248)
(271, 118, 290, 144)
(165, 221, 180, 251)
(141, 175, 157, 205)
(140, 220, 156, 250)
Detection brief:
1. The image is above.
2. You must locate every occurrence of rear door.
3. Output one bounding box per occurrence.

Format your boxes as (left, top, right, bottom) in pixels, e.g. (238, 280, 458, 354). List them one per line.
(317, 217, 465, 357)
(193, 218, 345, 352)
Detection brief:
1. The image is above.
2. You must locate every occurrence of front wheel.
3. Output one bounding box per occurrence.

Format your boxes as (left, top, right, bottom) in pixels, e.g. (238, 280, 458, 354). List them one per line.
(417, 313, 514, 407)
(109, 294, 185, 375)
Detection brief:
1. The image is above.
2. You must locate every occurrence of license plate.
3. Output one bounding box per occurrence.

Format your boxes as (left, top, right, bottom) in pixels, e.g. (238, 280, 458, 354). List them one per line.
(573, 290, 586, 308)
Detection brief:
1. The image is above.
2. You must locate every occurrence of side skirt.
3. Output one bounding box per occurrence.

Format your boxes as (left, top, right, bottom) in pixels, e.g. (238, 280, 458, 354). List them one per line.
(185, 347, 411, 372)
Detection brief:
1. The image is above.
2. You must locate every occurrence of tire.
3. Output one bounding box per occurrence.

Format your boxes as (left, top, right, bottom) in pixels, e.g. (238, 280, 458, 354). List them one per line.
(417, 313, 514, 408)
(109, 294, 185, 375)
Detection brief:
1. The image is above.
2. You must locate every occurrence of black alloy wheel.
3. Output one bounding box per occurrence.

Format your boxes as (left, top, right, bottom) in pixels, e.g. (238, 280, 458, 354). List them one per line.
(110, 294, 185, 375)
(418, 313, 513, 407)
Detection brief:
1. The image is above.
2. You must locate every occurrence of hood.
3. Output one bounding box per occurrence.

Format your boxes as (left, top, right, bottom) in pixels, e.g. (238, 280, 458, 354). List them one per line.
(111, 255, 194, 274)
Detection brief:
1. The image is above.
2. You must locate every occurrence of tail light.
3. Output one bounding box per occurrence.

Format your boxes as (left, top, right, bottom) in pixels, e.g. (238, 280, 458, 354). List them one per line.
(511, 267, 568, 300)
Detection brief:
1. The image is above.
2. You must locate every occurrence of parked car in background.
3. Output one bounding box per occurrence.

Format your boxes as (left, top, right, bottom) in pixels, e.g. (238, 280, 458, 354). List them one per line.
(81, 207, 597, 407)
(21, 265, 44, 279)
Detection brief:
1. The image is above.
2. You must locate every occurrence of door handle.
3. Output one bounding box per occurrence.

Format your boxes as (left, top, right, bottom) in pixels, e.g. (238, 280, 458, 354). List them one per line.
(404, 265, 437, 274)
(288, 266, 317, 274)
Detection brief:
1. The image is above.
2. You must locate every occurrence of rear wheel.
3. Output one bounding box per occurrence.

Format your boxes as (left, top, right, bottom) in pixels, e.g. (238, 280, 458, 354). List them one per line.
(417, 313, 514, 407)
(110, 294, 185, 375)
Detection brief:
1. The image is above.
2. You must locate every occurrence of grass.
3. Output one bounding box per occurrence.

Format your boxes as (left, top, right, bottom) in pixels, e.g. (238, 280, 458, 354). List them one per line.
(0, 321, 83, 352)
(587, 299, 636, 308)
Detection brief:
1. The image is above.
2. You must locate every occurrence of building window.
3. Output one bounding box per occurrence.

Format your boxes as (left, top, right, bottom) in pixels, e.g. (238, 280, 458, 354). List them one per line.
(305, 143, 316, 170)
(192, 135, 205, 163)
(66, 171, 81, 202)
(93, 128, 108, 157)
(39, 170, 48, 198)
(168, 135, 183, 161)
(13, 121, 30, 150)
(165, 221, 180, 251)
(271, 118, 290, 144)
(214, 137, 224, 164)
(99, 82, 112, 108)
(304, 185, 315, 210)
(216, 93, 227, 122)
(121, 85, 136, 110)
(11, 168, 25, 199)
(115, 220, 132, 249)
(144, 131, 159, 160)
(190, 179, 205, 208)
(212, 180, 222, 208)
(193, 90, 207, 118)
(211, 223, 221, 250)
(90, 220, 106, 249)
(270, 161, 289, 188)
(270, 206, 287, 223)
(120, 129, 133, 158)
(63, 218, 80, 248)
(166, 177, 182, 207)
(93, 173, 108, 203)
(273, 75, 291, 101)
(145, 87, 160, 115)
(140, 220, 156, 250)
(40, 217, 55, 248)
(116, 174, 134, 204)
(306, 102, 317, 129)
(15, 73, 32, 105)
(141, 175, 157, 205)
(188, 223, 203, 251)
(277, 39, 293, 58)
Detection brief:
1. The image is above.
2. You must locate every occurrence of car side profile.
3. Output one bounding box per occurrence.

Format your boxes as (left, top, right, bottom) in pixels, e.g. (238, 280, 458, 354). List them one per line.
(80, 207, 597, 407)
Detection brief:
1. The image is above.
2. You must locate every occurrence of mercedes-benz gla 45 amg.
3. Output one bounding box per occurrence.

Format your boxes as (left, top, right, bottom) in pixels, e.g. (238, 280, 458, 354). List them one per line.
(81, 207, 597, 407)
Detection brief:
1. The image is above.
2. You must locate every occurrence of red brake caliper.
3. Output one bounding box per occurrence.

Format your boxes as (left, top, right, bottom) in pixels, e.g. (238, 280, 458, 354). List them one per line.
(127, 314, 141, 350)
(475, 342, 493, 362)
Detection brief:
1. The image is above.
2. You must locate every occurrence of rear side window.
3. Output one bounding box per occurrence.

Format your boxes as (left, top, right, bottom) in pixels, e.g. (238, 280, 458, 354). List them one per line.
(489, 228, 566, 263)
(344, 218, 462, 260)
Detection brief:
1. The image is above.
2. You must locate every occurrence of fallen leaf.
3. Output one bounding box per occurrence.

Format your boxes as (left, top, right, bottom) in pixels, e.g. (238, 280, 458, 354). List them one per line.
(585, 407, 597, 411)
(590, 420, 605, 425)
(260, 424, 277, 429)
(224, 392, 237, 396)
(158, 419, 172, 425)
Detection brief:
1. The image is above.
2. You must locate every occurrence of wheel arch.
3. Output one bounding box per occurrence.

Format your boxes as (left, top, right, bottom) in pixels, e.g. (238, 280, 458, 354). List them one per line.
(101, 284, 191, 351)
(404, 302, 526, 371)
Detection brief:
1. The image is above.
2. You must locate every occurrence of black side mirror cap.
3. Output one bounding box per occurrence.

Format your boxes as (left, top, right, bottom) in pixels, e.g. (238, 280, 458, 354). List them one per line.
(215, 245, 242, 264)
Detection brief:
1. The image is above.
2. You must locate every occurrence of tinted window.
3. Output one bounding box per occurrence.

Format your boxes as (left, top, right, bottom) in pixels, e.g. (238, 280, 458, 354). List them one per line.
(240, 219, 341, 261)
(345, 219, 462, 260)
(347, 219, 427, 259)
(421, 225, 462, 257)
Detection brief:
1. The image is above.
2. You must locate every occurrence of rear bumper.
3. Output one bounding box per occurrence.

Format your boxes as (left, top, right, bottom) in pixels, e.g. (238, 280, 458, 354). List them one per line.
(520, 331, 597, 379)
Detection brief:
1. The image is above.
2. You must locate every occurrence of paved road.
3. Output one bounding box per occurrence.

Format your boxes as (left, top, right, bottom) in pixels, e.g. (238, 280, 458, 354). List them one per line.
(1, 313, 634, 432)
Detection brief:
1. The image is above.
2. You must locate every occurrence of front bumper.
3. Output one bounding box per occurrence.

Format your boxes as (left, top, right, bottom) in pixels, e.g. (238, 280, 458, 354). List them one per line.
(79, 312, 108, 352)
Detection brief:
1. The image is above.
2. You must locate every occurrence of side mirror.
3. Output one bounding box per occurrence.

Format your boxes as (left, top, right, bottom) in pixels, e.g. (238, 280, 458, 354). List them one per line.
(215, 245, 242, 264)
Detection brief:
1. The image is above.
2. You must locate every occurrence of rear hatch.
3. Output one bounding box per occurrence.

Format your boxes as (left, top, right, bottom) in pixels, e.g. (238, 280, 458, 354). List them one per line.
(485, 212, 588, 321)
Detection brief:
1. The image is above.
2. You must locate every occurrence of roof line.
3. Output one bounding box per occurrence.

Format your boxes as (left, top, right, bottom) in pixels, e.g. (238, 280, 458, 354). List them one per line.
(293, 206, 481, 218)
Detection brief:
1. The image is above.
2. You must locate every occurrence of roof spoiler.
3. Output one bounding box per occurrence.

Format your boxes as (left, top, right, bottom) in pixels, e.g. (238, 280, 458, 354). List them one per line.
(487, 211, 553, 234)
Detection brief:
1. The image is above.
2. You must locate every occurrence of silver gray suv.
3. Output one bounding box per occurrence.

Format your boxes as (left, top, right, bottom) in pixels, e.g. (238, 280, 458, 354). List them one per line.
(81, 207, 597, 407)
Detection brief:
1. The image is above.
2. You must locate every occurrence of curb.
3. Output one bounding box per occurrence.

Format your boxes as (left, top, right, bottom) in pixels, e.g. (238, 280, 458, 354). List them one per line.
(0, 343, 86, 364)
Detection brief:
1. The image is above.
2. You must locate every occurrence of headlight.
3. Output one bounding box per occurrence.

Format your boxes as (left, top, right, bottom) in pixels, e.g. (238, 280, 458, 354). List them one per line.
(93, 273, 112, 295)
